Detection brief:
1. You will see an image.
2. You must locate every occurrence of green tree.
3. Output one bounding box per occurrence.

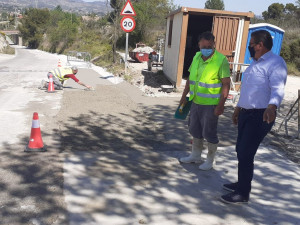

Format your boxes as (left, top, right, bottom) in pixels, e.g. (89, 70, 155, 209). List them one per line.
(290, 39, 300, 69)
(262, 3, 284, 20)
(18, 8, 50, 48)
(107, 0, 174, 63)
(204, 0, 225, 10)
(285, 3, 297, 14)
(131, 0, 173, 44)
(107, 0, 124, 63)
(47, 9, 79, 53)
(1, 12, 8, 20)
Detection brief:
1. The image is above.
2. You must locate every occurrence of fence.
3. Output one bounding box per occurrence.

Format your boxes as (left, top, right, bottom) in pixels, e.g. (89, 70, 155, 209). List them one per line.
(276, 90, 300, 140)
(67, 51, 91, 68)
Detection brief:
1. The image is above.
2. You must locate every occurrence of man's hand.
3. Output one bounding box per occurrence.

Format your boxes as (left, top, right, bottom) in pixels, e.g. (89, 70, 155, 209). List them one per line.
(179, 95, 188, 106)
(179, 79, 190, 106)
(232, 107, 240, 125)
(214, 105, 224, 116)
(263, 105, 276, 124)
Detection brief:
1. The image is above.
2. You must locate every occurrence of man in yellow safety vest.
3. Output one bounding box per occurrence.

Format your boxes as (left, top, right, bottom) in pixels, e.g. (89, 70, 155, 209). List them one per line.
(41, 66, 92, 90)
(179, 31, 231, 170)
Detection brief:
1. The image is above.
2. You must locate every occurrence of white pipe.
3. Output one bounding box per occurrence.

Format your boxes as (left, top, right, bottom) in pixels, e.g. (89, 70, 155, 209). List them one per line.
(236, 19, 244, 67)
(233, 18, 244, 82)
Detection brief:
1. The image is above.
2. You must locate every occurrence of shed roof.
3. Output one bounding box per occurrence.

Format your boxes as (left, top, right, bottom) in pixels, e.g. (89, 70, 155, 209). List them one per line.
(167, 7, 254, 19)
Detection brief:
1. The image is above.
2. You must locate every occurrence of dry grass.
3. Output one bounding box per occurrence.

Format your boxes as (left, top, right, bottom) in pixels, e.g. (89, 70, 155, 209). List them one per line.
(1, 46, 15, 55)
(287, 63, 300, 76)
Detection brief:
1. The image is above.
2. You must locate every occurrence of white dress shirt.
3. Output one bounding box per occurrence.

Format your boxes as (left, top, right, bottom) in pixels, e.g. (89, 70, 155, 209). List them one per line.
(237, 51, 287, 109)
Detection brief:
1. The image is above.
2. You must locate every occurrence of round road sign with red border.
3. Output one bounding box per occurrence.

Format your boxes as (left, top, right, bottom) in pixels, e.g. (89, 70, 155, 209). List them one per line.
(120, 16, 136, 33)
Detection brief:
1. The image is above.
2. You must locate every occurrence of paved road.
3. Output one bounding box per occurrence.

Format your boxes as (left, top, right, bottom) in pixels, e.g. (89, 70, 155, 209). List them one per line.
(0, 46, 64, 146)
(0, 47, 67, 225)
(60, 70, 300, 225)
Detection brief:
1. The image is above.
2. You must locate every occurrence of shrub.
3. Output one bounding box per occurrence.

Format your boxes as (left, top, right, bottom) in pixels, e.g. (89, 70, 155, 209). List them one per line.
(280, 43, 291, 62)
(294, 57, 300, 71)
(290, 38, 300, 59)
(286, 62, 300, 76)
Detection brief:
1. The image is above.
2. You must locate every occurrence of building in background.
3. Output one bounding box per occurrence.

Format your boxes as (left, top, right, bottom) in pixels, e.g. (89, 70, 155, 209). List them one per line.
(163, 7, 254, 87)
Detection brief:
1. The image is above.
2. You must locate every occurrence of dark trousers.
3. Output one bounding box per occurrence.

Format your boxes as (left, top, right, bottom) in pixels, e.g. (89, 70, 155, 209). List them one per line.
(236, 109, 274, 197)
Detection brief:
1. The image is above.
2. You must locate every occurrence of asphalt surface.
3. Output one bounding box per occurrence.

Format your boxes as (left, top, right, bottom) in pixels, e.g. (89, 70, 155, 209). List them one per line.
(0, 47, 299, 225)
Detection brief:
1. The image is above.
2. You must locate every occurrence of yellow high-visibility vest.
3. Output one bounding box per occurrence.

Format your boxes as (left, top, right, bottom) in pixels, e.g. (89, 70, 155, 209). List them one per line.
(189, 50, 226, 105)
(50, 67, 73, 82)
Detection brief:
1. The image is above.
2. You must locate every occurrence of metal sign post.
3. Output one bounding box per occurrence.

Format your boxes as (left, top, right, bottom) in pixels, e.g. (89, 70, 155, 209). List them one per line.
(125, 33, 129, 74)
(120, 0, 136, 75)
(120, 16, 136, 75)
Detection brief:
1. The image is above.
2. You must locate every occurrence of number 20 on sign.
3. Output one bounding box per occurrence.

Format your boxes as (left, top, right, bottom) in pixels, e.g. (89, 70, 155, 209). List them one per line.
(120, 16, 136, 33)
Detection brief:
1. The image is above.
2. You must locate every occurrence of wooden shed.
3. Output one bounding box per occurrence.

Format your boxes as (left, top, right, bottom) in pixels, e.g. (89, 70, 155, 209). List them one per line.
(163, 7, 254, 87)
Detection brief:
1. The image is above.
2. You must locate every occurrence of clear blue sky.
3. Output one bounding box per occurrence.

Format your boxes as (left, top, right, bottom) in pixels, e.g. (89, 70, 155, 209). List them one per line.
(83, 0, 298, 16)
(173, 0, 297, 16)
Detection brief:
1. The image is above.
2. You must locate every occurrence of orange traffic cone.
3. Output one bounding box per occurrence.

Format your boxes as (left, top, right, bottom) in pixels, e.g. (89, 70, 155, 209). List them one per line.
(25, 112, 46, 152)
(58, 59, 62, 67)
(47, 74, 55, 93)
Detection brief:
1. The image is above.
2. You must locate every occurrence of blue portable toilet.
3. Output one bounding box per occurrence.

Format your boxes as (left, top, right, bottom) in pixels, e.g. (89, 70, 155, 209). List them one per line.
(244, 23, 285, 64)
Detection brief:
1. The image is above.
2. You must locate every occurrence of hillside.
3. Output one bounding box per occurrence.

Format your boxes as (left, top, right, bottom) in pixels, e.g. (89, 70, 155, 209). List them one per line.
(0, 0, 110, 15)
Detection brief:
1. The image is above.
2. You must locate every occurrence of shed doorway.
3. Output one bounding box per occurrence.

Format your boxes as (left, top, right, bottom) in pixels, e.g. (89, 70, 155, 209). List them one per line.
(182, 14, 213, 79)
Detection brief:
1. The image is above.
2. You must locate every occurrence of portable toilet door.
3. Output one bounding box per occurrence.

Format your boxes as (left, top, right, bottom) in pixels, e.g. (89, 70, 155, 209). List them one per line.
(244, 23, 285, 64)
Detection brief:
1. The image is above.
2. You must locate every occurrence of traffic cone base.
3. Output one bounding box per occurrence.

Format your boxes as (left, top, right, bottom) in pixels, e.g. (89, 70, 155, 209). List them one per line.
(25, 112, 47, 152)
(25, 145, 47, 152)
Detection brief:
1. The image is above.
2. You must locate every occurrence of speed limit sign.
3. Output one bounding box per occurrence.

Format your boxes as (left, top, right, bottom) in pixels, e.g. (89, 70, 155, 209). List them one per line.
(120, 16, 136, 33)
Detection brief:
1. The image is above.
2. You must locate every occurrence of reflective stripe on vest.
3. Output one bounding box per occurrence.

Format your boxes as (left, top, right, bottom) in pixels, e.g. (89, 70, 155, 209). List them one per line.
(189, 50, 226, 105)
(198, 82, 222, 88)
(50, 68, 73, 81)
(197, 93, 221, 98)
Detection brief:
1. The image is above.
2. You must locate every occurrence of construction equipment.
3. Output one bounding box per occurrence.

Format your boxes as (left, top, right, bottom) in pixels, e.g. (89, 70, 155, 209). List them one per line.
(148, 52, 164, 71)
(226, 62, 249, 105)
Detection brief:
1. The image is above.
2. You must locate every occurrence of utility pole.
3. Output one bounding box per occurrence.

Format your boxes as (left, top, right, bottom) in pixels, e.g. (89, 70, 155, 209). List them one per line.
(14, 8, 17, 29)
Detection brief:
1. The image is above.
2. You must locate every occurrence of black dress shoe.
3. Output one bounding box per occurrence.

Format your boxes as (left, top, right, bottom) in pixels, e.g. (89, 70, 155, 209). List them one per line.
(223, 182, 238, 192)
(220, 191, 249, 204)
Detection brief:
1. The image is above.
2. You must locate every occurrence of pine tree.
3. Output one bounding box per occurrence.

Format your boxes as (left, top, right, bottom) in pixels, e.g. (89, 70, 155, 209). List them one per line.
(204, 0, 225, 10)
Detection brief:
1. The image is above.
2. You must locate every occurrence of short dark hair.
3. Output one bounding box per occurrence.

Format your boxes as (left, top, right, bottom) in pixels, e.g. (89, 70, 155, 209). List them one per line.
(251, 30, 273, 50)
(198, 31, 215, 42)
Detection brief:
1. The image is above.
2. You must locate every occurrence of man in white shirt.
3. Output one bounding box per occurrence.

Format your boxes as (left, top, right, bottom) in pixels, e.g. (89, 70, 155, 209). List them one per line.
(220, 30, 287, 204)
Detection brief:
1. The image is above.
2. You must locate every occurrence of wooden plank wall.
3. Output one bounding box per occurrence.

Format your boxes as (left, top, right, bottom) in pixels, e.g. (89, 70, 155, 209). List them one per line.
(212, 16, 240, 64)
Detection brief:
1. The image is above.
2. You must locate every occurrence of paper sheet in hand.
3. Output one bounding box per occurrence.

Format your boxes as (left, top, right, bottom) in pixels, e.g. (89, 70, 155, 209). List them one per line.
(174, 98, 192, 120)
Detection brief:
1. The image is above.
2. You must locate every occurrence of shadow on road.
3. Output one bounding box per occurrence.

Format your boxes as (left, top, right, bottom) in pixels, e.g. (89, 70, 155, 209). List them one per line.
(1, 83, 299, 224)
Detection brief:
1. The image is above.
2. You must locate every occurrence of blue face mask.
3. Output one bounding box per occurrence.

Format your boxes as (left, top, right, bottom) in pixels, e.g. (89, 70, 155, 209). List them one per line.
(201, 48, 213, 57)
